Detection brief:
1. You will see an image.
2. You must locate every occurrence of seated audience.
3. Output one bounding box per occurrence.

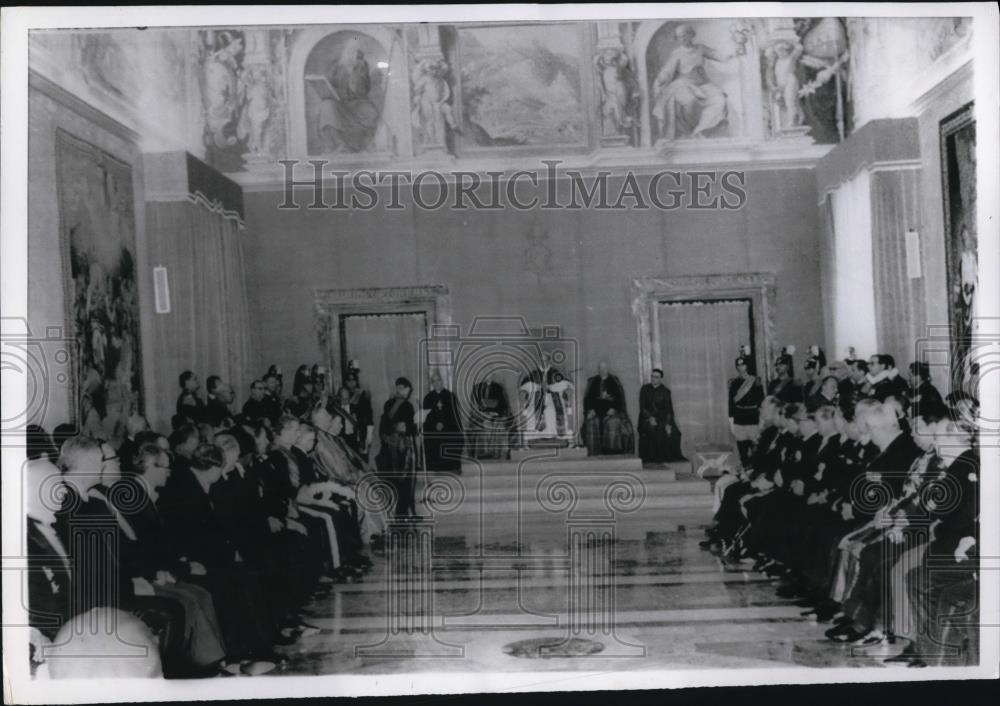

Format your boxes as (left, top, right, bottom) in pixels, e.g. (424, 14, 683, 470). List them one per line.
(698, 345, 980, 667)
(157, 443, 278, 675)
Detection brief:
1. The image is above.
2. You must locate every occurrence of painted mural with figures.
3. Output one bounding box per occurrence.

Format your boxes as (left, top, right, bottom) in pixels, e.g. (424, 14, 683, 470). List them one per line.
(645, 20, 745, 142)
(303, 31, 392, 155)
(27, 18, 977, 173)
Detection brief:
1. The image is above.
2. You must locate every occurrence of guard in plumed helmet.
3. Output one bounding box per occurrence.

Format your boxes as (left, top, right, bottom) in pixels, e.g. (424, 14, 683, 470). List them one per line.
(768, 345, 802, 404)
(728, 344, 765, 468)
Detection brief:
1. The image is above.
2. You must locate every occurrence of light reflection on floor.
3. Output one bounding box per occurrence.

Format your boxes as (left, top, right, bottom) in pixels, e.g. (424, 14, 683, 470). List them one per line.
(273, 525, 901, 674)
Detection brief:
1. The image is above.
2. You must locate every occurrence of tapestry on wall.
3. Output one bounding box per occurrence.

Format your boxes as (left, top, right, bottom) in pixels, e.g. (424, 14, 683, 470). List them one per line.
(56, 130, 143, 445)
(940, 102, 977, 396)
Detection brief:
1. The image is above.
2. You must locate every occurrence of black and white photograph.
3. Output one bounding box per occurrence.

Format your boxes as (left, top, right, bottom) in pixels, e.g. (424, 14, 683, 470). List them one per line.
(1, 3, 998, 702)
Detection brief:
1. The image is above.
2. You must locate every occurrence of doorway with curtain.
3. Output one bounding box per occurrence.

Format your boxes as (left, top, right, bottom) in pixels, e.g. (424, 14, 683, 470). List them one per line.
(340, 311, 428, 461)
(656, 299, 754, 460)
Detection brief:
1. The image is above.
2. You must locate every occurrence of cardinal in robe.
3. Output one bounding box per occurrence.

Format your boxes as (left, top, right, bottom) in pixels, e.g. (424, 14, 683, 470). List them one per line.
(581, 361, 635, 455)
(638, 368, 686, 463)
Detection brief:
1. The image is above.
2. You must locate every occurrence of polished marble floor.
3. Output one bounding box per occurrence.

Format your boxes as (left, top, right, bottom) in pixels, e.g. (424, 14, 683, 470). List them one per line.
(272, 466, 909, 675)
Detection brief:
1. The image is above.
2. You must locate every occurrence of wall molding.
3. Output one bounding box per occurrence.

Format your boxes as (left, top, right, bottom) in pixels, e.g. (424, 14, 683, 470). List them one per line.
(29, 69, 139, 146)
(909, 47, 974, 116)
(631, 272, 778, 387)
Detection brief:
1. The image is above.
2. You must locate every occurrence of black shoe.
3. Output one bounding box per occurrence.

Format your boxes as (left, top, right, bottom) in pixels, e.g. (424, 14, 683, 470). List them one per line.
(884, 649, 916, 664)
(824, 622, 855, 641)
(839, 628, 869, 643)
(907, 659, 928, 668)
(793, 597, 816, 608)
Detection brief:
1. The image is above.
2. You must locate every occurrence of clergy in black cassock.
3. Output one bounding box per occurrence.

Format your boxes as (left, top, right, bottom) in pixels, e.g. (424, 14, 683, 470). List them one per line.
(422, 371, 464, 472)
(637, 369, 686, 463)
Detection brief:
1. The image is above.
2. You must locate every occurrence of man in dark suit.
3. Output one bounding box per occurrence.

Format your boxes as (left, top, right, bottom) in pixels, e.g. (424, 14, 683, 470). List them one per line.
(176, 371, 207, 425)
(204, 376, 234, 428)
(122, 442, 229, 676)
(25, 456, 72, 640)
(168, 424, 200, 475)
(241, 380, 270, 422)
(211, 432, 314, 638)
(823, 400, 923, 643)
(865, 354, 909, 402)
(117, 414, 150, 474)
(157, 443, 277, 672)
(53, 435, 188, 670)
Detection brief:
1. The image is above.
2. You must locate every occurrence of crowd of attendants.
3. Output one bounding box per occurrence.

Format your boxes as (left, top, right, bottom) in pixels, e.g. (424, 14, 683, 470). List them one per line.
(24, 363, 403, 678)
(707, 350, 980, 668)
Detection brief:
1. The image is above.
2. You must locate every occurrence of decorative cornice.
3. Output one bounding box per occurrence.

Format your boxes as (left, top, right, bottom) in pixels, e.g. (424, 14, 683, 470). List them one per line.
(632, 272, 777, 295)
(233, 140, 832, 192)
(314, 284, 449, 308)
(909, 56, 974, 116)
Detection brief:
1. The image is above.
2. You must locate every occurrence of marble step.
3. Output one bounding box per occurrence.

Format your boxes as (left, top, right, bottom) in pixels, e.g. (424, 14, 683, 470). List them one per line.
(459, 455, 650, 474)
(417, 476, 710, 498)
(419, 493, 712, 513)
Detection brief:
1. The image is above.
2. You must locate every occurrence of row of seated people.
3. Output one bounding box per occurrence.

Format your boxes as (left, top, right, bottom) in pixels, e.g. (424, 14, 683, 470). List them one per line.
(702, 393, 979, 667)
(25, 398, 396, 679)
(175, 365, 445, 476)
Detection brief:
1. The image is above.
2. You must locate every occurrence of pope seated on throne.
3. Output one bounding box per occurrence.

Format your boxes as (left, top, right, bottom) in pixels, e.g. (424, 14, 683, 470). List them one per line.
(518, 351, 576, 447)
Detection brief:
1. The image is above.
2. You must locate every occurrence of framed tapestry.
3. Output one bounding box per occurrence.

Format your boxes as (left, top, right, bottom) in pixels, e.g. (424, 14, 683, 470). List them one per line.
(939, 103, 977, 394)
(56, 130, 143, 445)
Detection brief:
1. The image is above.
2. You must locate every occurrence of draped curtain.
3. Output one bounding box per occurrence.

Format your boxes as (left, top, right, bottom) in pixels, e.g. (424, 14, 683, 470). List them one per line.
(819, 195, 838, 358)
(146, 200, 252, 429)
(342, 312, 427, 458)
(871, 169, 925, 370)
(829, 169, 879, 359)
(658, 300, 751, 459)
